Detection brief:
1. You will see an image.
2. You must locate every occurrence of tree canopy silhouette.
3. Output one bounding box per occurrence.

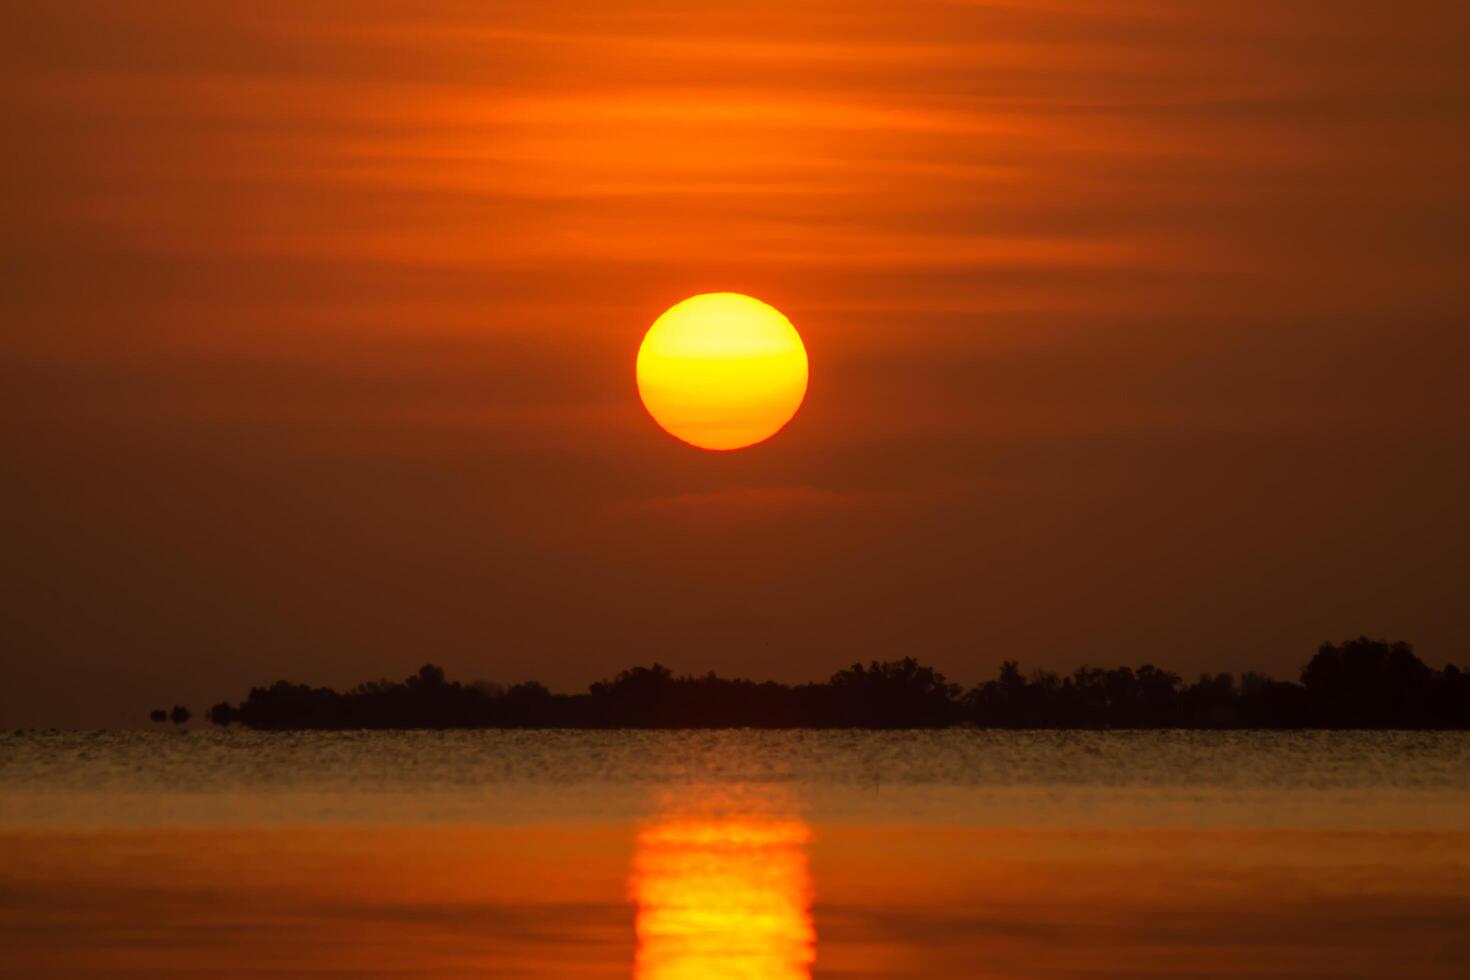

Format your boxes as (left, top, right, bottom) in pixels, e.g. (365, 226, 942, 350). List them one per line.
(1302, 637, 1435, 727)
(204, 637, 1468, 730)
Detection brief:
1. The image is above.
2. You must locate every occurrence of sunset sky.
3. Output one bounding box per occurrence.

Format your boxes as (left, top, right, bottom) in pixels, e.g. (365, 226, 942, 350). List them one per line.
(4, 1, 1467, 726)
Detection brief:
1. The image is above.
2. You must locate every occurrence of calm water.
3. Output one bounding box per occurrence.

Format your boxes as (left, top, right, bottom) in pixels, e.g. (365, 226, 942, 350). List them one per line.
(4, 730, 1469, 977)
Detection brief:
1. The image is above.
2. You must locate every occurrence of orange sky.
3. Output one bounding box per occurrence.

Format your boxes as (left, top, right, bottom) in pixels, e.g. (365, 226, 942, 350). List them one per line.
(3, 1, 1468, 725)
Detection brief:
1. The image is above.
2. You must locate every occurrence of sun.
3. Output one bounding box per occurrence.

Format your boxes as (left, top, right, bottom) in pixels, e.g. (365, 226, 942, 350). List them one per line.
(636, 293, 809, 451)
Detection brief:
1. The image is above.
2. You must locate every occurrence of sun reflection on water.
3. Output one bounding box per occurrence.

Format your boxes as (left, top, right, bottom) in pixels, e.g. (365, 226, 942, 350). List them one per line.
(632, 806, 815, 980)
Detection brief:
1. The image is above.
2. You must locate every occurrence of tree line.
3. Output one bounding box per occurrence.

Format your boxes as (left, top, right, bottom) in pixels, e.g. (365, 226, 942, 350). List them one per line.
(199, 637, 1470, 730)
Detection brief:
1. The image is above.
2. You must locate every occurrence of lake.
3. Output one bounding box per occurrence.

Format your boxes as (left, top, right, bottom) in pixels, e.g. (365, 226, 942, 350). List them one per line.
(3, 730, 1468, 977)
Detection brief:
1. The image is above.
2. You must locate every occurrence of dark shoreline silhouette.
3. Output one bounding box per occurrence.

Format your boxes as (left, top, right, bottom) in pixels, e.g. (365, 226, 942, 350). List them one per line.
(205, 637, 1469, 731)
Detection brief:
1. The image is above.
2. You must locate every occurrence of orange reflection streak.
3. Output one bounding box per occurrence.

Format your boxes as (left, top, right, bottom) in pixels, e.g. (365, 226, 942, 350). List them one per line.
(632, 816, 815, 980)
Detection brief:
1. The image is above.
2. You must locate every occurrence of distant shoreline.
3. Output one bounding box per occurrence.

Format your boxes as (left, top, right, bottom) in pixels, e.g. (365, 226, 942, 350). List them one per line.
(192, 637, 1468, 731)
(14, 725, 1470, 734)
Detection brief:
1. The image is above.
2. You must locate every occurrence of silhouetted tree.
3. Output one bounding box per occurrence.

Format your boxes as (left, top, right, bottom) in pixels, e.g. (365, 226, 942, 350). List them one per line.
(170, 705, 191, 724)
(821, 658, 963, 727)
(1428, 664, 1470, 727)
(1302, 637, 1432, 727)
(1181, 673, 1238, 727)
(589, 663, 675, 726)
(408, 664, 446, 688)
(200, 640, 1468, 730)
(149, 708, 167, 723)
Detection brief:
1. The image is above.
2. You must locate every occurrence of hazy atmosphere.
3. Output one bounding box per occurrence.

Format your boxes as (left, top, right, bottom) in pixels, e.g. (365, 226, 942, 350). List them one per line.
(5, 1, 1468, 728)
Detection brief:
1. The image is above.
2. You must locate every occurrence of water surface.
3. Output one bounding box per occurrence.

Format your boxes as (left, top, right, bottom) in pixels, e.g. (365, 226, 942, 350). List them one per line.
(3, 730, 1468, 977)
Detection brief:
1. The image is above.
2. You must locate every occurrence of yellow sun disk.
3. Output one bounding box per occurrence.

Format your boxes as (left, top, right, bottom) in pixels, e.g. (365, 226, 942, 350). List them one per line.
(637, 293, 808, 451)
